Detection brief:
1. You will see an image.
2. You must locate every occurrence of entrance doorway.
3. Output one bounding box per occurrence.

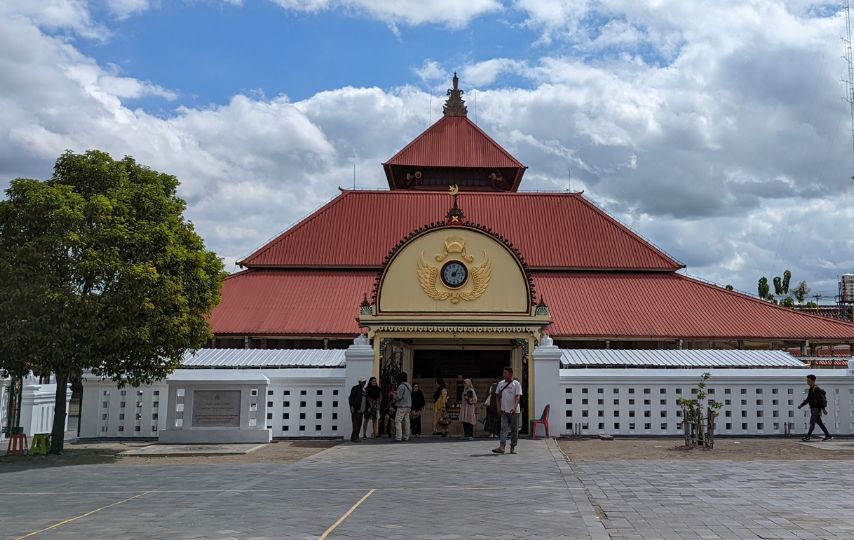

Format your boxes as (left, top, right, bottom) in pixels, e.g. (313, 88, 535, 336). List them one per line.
(412, 349, 510, 438)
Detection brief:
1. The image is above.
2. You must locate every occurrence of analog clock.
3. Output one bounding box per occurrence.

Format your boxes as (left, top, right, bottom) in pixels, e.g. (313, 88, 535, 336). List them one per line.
(441, 261, 468, 288)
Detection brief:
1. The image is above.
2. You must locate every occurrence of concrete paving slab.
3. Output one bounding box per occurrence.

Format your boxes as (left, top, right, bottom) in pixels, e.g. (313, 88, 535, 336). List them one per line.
(120, 443, 267, 456)
(797, 440, 854, 451)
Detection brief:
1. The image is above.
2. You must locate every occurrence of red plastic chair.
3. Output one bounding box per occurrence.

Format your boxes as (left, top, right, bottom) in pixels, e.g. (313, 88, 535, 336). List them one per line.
(6, 433, 29, 456)
(530, 404, 550, 439)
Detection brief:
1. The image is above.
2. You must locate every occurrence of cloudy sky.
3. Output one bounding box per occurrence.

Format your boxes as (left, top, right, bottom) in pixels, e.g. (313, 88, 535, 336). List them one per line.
(2, 0, 853, 298)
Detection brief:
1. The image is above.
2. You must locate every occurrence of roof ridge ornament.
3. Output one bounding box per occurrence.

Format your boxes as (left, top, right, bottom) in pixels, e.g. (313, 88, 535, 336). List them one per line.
(443, 72, 468, 117)
(446, 184, 465, 223)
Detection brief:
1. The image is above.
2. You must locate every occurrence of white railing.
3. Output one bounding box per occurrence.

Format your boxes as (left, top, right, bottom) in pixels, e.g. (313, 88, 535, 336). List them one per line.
(558, 368, 854, 437)
(80, 368, 347, 439)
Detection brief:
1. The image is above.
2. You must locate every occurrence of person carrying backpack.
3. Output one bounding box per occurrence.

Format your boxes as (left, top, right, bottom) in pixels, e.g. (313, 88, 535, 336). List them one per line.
(798, 374, 833, 441)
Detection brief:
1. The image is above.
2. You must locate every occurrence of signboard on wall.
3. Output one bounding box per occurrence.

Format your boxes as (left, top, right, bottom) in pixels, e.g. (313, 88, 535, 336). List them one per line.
(192, 390, 241, 427)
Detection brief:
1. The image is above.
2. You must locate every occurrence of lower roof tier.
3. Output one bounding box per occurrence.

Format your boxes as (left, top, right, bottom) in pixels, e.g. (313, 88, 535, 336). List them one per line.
(210, 269, 854, 341)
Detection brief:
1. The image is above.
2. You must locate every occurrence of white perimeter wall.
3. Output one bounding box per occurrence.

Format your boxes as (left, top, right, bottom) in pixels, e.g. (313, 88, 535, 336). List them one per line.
(80, 368, 346, 439)
(79, 362, 854, 440)
(558, 368, 854, 437)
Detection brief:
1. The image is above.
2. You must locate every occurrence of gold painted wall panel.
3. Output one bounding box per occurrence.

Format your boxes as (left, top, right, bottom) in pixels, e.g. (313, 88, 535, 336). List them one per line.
(378, 228, 529, 313)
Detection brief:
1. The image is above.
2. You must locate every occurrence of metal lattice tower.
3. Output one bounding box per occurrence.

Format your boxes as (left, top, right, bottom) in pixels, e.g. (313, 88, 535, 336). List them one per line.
(843, 0, 854, 155)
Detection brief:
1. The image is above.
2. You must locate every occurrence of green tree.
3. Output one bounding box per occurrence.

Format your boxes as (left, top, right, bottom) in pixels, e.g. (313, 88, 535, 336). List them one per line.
(758, 277, 770, 300)
(782, 270, 791, 294)
(725, 284, 734, 291)
(780, 297, 795, 308)
(793, 281, 809, 304)
(0, 150, 225, 453)
(773, 276, 783, 296)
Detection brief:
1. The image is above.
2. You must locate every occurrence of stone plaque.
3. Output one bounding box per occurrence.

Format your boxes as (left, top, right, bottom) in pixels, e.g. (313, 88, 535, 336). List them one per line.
(192, 390, 241, 427)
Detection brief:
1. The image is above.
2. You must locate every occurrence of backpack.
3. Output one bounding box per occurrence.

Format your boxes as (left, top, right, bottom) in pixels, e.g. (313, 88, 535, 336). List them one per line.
(816, 387, 828, 408)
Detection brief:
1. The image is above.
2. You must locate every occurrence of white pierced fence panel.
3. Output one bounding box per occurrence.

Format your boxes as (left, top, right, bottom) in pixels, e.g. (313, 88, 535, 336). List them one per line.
(263, 378, 345, 438)
(558, 369, 854, 437)
(81, 370, 346, 439)
(85, 382, 169, 438)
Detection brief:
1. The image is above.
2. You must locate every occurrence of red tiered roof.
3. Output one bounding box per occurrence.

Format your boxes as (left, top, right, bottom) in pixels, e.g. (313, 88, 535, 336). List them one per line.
(385, 115, 524, 169)
(210, 72, 854, 343)
(239, 191, 683, 271)
(211, 270, 373, 337)
(211, 270, 854, 339)
(536, 273, 854, 340)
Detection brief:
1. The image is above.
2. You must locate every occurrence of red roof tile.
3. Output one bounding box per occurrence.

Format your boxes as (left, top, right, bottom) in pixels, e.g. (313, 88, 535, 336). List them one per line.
(384, 115, 524, 169)
(210, 270, 854, 340)
(239, 191, 682, 271)
(210, 270, 373, 337)
(536, 272, 854, 340)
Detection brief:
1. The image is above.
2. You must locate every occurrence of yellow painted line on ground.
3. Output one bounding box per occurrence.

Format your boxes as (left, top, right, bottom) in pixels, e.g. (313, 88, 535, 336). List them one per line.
(0, 489, 272, 496)
(318, 489, 375, 540)
(0, 485, 564, 496)
(14, 491, 151, 539)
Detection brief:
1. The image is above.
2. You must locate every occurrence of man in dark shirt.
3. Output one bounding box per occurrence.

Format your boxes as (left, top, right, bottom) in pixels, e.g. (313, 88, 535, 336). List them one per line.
(349, 377, 367, 443)
(797, 374, 832, 441)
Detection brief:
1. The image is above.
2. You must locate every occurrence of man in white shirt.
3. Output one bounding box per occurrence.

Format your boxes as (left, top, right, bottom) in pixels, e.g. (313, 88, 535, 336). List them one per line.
(492, 366, 523, 454)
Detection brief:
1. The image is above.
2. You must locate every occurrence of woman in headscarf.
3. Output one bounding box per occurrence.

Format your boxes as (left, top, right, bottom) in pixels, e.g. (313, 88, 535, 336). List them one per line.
(361, 376, 381, 439)
(483, 382, 500, 438)
(459, 378, 478, 440)
(410, 382, 426, 437)
(432, 378, 446, 401)
(433, 387, 449, 437)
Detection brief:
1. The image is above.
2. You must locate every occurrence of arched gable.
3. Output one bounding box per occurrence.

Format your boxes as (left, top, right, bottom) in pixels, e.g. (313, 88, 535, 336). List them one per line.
(374, 224, 534, 314)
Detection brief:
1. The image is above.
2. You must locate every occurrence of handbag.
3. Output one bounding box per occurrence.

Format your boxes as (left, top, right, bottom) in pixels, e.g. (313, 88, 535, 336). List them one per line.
(438, 412, 451, 426)
(410, 409, 422, 419)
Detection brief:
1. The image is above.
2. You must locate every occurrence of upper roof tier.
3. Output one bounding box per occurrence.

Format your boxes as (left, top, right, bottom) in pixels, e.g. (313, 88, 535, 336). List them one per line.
(238, 190, 683, 271)
(383, 74, 526, 191)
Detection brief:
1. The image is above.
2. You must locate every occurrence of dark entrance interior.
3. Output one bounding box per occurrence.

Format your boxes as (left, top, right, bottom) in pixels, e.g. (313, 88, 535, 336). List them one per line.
(413, 349, 510, 379)
(412, 349, 512, 438)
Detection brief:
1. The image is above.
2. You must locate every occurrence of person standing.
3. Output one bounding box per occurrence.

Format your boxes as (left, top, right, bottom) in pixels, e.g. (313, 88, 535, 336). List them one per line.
(393, 372, 413, 442)
(361, 376, 381, 439)
(798, 374, 833, 441)
(411, 383, 426, 437)
(433, 387, 449, 436)
(433, 378, 447, 402)
(348, 377, 367, 443)
(459, 378, 478, 440)
(483, 382, 500, 438)
(492, 367, 523, 454)
(384, 386, 398, 439)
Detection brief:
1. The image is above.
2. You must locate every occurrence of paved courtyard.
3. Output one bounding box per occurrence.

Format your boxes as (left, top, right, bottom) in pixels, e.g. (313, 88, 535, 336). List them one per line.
(1, 438, 854, 539)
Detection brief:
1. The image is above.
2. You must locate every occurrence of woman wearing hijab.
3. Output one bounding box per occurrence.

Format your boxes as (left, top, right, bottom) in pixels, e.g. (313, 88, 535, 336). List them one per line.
(433, 387, 449, 437)
(410, 382, 426, 437)
(361, 376, 382, 439)
(459, 379, 478, 440)
(432, 378, 446, 401)
(483, 382, 500, 438)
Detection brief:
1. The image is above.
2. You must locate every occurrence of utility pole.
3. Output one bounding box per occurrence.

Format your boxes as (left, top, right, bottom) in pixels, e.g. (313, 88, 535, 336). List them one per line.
(842, 0, 854, 155)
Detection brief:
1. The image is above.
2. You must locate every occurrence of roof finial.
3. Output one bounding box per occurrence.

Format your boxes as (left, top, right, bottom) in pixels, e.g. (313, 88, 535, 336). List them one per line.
(446, 184, 465, 223)
(443, 72, 468, 117)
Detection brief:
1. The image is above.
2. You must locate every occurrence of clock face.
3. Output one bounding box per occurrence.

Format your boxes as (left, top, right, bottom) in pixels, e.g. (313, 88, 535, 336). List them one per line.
(441, 261, 468, 288)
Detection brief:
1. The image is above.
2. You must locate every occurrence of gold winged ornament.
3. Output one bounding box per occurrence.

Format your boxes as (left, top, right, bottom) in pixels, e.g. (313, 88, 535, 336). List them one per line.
(417, 246, 492, 304)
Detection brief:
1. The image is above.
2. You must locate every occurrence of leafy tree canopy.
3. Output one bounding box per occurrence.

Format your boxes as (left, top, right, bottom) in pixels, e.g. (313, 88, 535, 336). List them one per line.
(758, 277, 770, 300)
(0, 150, 225, 451)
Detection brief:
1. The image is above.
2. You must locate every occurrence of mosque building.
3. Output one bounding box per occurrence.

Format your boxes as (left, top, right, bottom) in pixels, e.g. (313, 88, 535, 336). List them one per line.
(72, 75, 854, 443)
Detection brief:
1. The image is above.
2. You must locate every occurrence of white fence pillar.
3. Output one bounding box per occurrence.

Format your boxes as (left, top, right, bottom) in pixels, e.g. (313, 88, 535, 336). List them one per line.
(532, 335, 561, 436)
(20, 380, 68, 437)
(344, 335, 374, 399)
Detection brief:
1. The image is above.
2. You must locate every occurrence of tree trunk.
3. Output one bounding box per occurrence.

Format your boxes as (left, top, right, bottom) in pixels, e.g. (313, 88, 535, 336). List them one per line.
(49, 373, 69, 454)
